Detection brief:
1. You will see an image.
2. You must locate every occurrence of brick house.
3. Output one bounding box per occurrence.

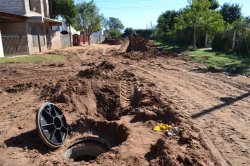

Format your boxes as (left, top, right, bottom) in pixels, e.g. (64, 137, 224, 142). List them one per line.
(0, 0, 64, 56)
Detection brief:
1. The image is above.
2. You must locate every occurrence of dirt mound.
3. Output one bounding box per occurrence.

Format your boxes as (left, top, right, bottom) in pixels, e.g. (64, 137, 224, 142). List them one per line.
(78, 60, 116, 79)
(102, 38, 124, 45)
(42, 78, 84, 102)
(146, 137, 209, 166)
(118, 35, 163, 60)
(127, 35, 155, 52)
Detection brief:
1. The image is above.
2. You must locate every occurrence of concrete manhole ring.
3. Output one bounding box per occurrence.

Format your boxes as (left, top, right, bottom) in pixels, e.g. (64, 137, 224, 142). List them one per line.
(64, 137, 109, 162)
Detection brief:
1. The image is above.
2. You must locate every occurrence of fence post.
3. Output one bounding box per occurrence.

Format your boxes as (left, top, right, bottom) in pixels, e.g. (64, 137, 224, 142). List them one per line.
(0, 30, 4, 57)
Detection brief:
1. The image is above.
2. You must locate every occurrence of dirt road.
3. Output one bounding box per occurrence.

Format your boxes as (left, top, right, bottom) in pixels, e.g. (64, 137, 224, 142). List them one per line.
(0, 42, 249, 165)
(130, 56, 250, 166)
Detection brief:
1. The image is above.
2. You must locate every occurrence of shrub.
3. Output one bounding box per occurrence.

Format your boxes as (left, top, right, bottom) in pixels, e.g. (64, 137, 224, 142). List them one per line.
(109, 29, 121, 39)
(212, 33, 231, 52)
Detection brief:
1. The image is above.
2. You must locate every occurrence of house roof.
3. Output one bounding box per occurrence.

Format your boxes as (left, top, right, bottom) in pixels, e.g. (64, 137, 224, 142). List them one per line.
(0, 12, 27, 22)
(43, 17, 62, 26)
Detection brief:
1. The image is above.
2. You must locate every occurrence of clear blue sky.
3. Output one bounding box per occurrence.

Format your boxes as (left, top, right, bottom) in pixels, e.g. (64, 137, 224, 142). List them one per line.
(75, 0, 250, 29)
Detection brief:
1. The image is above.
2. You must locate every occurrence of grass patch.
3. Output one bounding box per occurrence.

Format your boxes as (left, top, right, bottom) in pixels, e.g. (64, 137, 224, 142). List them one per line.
(153, 40, 250, 75)
(0, 54, 64, 64)
(152, 41, 188, 53)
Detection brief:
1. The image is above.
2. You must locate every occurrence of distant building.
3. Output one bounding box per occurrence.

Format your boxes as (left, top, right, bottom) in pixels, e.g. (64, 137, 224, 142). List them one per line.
(0, 0, 69, 57)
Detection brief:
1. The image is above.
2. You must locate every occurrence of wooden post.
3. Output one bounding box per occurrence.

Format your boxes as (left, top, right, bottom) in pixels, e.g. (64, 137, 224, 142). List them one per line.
(37, 25, 41, 52)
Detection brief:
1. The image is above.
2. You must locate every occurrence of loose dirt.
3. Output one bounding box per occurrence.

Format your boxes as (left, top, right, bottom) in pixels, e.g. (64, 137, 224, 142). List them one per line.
(0, 40, 249, 166)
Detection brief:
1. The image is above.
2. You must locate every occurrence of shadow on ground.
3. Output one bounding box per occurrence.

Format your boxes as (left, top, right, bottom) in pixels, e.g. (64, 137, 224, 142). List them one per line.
(4, 129, 52, 154)
(192, 91, 250, 119)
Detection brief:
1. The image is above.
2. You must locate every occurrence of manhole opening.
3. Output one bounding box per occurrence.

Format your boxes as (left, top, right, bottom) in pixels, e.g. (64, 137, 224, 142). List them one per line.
(64, 137, 109, 162)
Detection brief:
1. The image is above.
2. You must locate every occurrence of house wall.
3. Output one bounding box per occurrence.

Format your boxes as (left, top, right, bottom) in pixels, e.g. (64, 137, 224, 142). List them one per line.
(0, 30, 4, 57)
(51, 31, 62, 50)
(0, 0, 26, 15)
(43, 0, 50, 18)
(0, 22, 29, 56)
(0, 23, 27, 35)
(26, 23, 47, 54)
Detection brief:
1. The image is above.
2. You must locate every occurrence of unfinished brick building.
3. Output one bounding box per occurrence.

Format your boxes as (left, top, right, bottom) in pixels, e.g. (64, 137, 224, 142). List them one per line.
(0, 0, 63, 56)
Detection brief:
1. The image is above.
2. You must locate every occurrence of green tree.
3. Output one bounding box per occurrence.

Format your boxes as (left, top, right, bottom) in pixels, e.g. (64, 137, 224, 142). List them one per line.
(220, 3, 242, 50)
(108, 29, 121, 39)
(104, 17, 124, 39)
(156, 10, 180, 43)
(208, 0, 219, 10)
(106, 17, 124, 31)
(74, 1, 103, 45)
(203, 10, 224, 47)
(157, 10, 179, 33)
(175, 0, 212, 48)
(220, 3, 242, 24)
(51, 0, 77, 24)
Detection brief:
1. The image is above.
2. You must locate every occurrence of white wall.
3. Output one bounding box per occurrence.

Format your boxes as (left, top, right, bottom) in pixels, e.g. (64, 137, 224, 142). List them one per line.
(0, 30, 4, 57)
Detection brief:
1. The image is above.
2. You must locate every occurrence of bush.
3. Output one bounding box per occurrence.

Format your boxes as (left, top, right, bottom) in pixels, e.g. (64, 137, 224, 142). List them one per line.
(160, 32, 174, 44)
(236, 40, 247, 53)
(109, 29, 121, 39)
(135, 29, 154, 39)
(212, 33, 231, 52)
(174, 28, 192, 46)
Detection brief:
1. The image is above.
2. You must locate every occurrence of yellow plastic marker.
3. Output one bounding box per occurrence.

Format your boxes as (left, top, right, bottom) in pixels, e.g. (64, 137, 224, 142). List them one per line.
(153, 124, 173, 132)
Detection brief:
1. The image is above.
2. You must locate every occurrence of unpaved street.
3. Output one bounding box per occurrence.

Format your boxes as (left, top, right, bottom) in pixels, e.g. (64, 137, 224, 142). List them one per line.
(0, 40, 249, 165)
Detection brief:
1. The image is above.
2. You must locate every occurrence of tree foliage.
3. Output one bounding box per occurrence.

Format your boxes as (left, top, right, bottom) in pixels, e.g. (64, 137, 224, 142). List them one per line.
(220, 3, 242, 24)
(104, 17, 124, 39)
(105, 17, 124, 31)
(73, 1, 103, 44)
(157, 10, 179, 33)
(108, 29, 121, 39)
(208, 0, 219, 10)
(174, 0, 220, 48)
(51, 0, 77, 24)
(156, 0, 249, 53)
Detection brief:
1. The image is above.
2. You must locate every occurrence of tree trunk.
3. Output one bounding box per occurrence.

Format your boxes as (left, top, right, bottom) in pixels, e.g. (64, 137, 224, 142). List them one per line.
(69, 25, 72, 47)
(193, 25, 197, 49)
(205, 30, 208, 47)
(88, 33, 91, 45)
(232, 29, 236, 50)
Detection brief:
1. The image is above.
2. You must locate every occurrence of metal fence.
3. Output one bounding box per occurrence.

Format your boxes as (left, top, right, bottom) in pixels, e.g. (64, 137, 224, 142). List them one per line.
(90, 31, 105, 44)
(60, 34, 70, 48)
(2, 35, 28, 56)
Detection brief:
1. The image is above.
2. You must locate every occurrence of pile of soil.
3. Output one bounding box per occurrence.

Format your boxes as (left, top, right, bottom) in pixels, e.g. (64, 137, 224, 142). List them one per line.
(102, 38, 124, 45)
(127, 34, 155, 52)
(120, 35, 162, 60)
